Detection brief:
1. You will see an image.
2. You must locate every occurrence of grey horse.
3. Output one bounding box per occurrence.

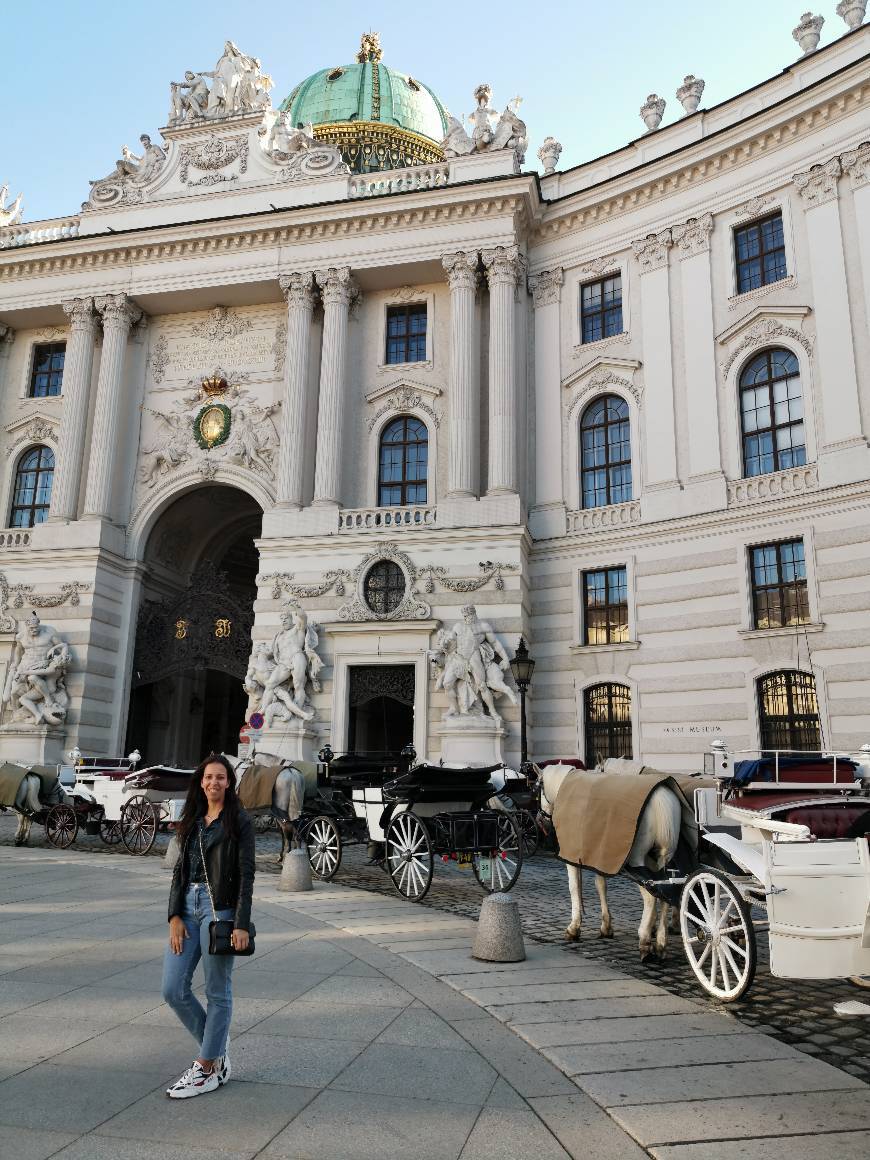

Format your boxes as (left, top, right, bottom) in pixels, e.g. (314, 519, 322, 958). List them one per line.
(230, 754, 312, 864)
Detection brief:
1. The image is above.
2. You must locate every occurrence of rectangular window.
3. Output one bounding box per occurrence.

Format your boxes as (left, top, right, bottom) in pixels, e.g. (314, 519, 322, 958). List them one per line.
(734, 212, 787, 295)
(580, 275, 623, 345)
(750, 539, 810, 629)
(385, 304, 427, 364)
(583, 566, 629, 644)
(28, 342, 66, 398)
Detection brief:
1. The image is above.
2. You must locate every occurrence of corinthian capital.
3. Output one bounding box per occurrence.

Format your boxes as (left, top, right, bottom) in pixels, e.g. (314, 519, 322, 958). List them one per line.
(279, 271, 317, 311)
(528, 268, 563, 308)
(442, 251, 479, 292)
(632, 230, 673, 273)
(672, 213, 714, 259)
(793, 158, 842, 207)
(481, 245, 523, 287)
(95, 293, 143, 332)
(841, 142, 870, 190)
(316, 266, 358, 308)
(0, 323, 14, 347)
(61, 297, 97, 332)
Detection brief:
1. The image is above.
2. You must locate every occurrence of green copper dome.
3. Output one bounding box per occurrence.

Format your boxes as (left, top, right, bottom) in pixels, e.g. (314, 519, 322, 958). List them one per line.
(280, 34, 448, 173)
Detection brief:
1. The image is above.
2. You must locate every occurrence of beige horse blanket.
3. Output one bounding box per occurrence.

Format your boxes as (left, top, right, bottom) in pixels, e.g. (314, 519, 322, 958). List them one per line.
(552, 769, 702, 876)
(0, 762, 57, 809)
(237, 758, 317, 814)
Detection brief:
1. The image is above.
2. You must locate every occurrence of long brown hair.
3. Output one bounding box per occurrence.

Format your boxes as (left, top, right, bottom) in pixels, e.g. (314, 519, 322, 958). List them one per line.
(176, 753, 240, 845)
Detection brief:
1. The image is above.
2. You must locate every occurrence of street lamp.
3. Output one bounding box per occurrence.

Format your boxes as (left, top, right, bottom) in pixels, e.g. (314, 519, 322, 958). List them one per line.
(509, 637, 536, 773)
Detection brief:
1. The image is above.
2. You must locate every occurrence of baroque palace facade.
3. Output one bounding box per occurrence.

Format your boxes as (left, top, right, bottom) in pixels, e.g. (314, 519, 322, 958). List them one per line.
(0, 24, 869, 770)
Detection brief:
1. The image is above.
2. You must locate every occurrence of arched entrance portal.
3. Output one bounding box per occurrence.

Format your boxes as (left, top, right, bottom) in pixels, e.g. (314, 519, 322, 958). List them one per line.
(126, 485, 262, 766)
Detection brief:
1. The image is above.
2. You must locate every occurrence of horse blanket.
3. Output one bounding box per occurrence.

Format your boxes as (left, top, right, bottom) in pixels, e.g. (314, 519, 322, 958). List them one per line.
(237, 758, 317, 815)
(0, 762, 61, 809)
(552, 769, 700, 876)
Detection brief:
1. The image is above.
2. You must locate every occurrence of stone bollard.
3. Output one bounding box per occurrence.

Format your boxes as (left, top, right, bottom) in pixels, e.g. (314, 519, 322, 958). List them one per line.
(163, 834, 181, 871)
(278, 847, 313, 892)
(472, 892, 526, 962)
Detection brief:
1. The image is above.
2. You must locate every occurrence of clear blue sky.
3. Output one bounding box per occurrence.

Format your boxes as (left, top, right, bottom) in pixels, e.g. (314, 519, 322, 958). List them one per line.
(0, 1, 842, 223)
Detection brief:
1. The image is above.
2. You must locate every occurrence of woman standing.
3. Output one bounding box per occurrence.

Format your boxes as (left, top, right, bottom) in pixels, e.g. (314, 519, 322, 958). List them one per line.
(162, 753, 255, 1098)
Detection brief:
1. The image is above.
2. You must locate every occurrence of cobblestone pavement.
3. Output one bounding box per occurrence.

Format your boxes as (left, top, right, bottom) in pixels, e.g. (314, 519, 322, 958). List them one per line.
(3, 813, 868, 1085)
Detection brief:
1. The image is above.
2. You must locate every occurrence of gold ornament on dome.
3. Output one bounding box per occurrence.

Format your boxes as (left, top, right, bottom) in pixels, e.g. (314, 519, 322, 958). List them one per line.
(312, 121, 443, 173)
(356, 31, 383, 63)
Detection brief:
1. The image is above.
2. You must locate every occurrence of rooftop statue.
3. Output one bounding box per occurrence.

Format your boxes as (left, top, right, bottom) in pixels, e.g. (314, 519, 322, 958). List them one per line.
(84, 134, 167, 210)
(441, 85, 527, 166)
(0, 183, 23, 228)
(168, 41, 273, 125)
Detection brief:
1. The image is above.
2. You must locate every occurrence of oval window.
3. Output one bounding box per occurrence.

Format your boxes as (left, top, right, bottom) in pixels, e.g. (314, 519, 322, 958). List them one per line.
(363, 560, 406, 615)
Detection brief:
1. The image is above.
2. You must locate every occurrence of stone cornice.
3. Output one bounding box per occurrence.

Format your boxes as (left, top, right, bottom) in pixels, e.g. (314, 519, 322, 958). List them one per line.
(534, 74, 870, 243)
(0, 190, 533, 284)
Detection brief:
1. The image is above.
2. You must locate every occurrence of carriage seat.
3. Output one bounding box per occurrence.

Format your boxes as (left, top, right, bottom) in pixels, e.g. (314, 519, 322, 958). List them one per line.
(782, 804, 870, 840)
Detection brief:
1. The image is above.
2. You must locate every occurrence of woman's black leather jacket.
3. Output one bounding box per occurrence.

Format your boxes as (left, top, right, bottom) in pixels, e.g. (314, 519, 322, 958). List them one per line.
(168, 809, 255, 930)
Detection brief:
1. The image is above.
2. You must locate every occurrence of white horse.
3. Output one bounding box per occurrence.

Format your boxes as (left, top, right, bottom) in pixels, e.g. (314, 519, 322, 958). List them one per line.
(229, 753, 311, 864)
(539, 763, 682, 962)
(9, 772, 44, 845)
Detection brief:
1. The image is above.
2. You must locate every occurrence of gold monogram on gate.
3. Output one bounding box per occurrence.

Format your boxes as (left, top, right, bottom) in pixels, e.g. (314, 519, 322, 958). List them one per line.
(174, 619, 188, 640)
(214, 618, 232, 639)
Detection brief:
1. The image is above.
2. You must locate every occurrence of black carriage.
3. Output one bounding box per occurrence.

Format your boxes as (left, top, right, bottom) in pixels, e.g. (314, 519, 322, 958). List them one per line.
(302, 752, 523, 901)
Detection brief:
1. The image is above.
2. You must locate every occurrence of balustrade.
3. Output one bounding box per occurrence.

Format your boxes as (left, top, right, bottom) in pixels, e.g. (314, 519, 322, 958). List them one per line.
(338, 505, 437, 531)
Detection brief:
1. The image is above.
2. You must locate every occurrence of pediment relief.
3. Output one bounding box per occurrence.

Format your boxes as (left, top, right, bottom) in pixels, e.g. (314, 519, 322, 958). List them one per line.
(4, 412, 59, 452)
(365, 379, 442, 406)
(562, 357, 642, 417)
(717, 305, 813, 376)
(365, 380, 443, 431)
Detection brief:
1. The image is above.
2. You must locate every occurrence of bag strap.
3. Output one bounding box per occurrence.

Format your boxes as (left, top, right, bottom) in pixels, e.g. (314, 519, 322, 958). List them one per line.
(198, 825, 218, 923)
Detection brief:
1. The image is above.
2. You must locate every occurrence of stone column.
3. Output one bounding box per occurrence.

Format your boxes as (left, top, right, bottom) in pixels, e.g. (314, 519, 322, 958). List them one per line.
(842, 143, 870, 361)
(528, 268, 566, 535)
(672, 214, 727, 511)
(82, 294, 142, 520)
(49, 297, 98, 522)
(313, 267, 356, 507)
(442, 251, 479, 498)
(482, 246, 522, 496)
(275, 272, 317, 509)
(632, 230, 679, 513)
(794, 158, 869, 484)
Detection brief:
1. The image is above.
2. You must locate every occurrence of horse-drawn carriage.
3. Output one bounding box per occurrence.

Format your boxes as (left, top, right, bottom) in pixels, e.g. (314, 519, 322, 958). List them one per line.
(299, 750, 524, 900)
(670, 744, 870, 1001)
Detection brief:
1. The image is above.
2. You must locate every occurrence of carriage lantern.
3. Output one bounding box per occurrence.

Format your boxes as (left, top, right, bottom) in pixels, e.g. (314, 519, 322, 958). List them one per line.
(509, 638, 535, 774)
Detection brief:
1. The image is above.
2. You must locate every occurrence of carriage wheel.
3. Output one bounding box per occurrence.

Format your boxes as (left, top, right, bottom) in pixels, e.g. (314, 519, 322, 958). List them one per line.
(515, 809, 539, 858)
(472, 814, 523, 893)
(120, 795, 158, 856)
(305, 815, 342, 880)
(99, 817, 123, 845)
(44, 804, 78, 849)
(680, 868, 757, 1002)
(386, 811, 433, 902)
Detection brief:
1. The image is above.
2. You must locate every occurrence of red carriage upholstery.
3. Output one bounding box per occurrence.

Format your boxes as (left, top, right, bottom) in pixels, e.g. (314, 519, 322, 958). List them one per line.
(782, 804, 870, 839)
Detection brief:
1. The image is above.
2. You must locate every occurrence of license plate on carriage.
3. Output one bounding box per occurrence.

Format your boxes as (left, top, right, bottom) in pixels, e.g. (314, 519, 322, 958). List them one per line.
(455, 853, 473, 868)
(475, 856, 491, 878)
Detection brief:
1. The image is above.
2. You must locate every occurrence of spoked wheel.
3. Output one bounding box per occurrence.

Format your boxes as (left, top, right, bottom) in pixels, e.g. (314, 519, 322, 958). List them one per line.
(120, 795, 159, 855)
(99, 817, 123, 845)
(680, 868, 757, 1002)
(44, 804, 78, 849)
(472, 814, 523, 893)
(305, 815, 342, 880)
(386, 811, 433, 902)
(515, 809, 539, 858)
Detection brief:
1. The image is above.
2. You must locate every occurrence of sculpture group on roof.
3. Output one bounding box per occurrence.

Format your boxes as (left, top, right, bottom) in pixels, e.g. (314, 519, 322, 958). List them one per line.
(0, 183, 23, 228)
(169, 40, 273, 124)
(441, 84, 528, 166)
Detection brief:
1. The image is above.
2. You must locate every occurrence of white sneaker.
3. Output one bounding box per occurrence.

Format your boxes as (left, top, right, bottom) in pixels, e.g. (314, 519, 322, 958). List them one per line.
(166, 1062, 219, 1099)
(217, 1038, 231, 1086)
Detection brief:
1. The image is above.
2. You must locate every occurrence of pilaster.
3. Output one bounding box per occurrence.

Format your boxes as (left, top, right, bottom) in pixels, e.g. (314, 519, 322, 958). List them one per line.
(82, 294, 143, 521)
(0, 325, 14, 393)
(842, 143, 870, 376)
(275, 272, 317, 509)
(48, 298, 98, 522)
(793, 157, 870, 486)
(528, 268, 567, 539)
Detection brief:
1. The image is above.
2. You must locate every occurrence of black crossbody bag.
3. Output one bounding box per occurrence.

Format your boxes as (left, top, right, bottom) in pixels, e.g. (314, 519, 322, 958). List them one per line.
(199, 828, 255, 956)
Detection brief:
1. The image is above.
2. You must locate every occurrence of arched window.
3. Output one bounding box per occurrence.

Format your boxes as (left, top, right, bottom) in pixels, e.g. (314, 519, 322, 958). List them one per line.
(740, 349, 806, 478)
(378, 416, 428, 506)
(10, 446, 54, 528)
(757, 670, 821, 752)
(584, 682, 632, 768)
(580, 395, 632, 509)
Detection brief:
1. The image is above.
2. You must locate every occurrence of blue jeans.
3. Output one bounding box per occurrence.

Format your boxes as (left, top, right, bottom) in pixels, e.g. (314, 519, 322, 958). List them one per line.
(162, 884, 235, 1060)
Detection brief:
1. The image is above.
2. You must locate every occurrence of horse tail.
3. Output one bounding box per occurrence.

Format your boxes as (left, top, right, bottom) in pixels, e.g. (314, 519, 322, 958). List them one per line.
(24, 773, 42, 814)
(646, 785, 681, 871)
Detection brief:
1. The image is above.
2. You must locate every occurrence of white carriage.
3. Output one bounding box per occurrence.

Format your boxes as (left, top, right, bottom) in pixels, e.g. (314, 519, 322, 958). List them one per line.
(676, 744, 870, 1001)
(68, 756, 193, 854)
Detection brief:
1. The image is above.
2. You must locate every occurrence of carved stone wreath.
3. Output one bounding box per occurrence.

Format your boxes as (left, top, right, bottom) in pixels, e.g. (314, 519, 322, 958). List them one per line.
(0, 571, 89, 632)
(179, 135, 249, 185)
(366, 385, 441, 432)
(720, 319, 814, 377)
(566, 371, 642, 418)
(191, 307, 252, 342)
(149, 335, 170, 384)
